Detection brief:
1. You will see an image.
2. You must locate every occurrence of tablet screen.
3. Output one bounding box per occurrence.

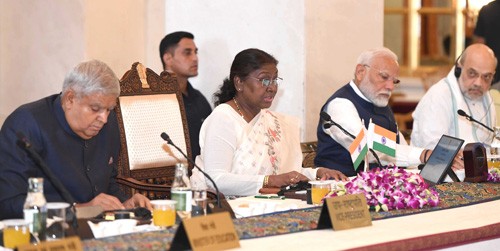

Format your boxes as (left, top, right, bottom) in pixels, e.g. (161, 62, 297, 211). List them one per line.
(419, 135, 464, 185)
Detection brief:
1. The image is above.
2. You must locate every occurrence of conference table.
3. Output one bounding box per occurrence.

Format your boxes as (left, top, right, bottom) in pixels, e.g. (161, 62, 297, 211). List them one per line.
(81, 181, 500, 251)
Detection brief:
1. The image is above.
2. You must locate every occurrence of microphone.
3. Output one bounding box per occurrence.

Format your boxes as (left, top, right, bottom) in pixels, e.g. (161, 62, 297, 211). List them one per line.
(16, 132, 79, 230)
(160, 132, 222, 209)
(457, 109, 494, 133)
(320, 111, 383, 167)
(321, 112, 355, 138)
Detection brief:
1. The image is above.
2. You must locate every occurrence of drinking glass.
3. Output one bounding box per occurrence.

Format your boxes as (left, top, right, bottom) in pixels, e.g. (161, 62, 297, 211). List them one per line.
(45, 202, 70, 241)
(151, 200, 177, 228)
(309, 181, 333, 205)
(3, 219, 30, 249)
(192, 190, 208, 217)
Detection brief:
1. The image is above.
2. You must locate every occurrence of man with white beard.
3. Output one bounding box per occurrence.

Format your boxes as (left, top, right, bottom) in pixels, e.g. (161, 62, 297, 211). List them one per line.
(315, 47, 433, 177)
(412, 44, 498, 149)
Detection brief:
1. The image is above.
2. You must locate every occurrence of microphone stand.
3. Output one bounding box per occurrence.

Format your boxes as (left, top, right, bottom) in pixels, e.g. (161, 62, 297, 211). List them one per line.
(161, 133, 222, 209)
(457, 109, 494, 133)
(16, 132, 79, 232)
(321, 112, 383, 167)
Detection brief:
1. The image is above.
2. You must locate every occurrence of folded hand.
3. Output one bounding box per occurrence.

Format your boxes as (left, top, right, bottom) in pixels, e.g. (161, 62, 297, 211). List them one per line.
(267, 171, 308, 188)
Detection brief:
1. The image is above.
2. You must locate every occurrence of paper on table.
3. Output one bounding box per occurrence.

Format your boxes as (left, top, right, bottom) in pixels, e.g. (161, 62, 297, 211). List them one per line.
(229, 195, 310, 218)
(87, 219, 138, 238)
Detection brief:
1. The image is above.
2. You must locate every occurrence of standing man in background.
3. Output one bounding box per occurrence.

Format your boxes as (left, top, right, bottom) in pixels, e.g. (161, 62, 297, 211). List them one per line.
(474, 0, 500, 88)
(160, 31, 212, 158)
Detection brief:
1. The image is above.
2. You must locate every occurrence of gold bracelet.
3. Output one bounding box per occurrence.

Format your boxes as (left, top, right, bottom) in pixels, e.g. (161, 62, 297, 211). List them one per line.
(263, 175, 269, 188)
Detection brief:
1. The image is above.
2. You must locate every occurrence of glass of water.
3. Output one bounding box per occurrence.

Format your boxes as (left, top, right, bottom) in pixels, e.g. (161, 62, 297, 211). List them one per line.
(190, 173, 208, 217)
(191, 190, 207, 217)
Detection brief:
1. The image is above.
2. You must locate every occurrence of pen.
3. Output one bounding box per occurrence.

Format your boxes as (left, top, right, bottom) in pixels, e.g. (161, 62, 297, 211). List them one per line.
(254, 195, 285, 200)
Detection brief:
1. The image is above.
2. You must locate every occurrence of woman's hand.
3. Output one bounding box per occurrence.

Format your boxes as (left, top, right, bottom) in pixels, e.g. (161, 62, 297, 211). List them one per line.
(267, 171, 308, 188)
(316, 167, 349, 181)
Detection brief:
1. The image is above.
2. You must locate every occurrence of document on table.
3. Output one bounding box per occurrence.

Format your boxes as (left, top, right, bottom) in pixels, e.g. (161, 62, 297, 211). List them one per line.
(228, 195, 313, 218)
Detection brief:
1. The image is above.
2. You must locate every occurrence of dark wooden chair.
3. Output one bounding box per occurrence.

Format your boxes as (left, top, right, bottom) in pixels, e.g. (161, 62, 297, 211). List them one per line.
(301, 141, 317, 167)
(115, 63, 228, 214)
(114, 62, 192, 200)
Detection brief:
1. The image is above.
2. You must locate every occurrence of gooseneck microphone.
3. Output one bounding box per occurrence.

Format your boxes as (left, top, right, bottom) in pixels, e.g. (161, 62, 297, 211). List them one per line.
(16, 132, 79, 230)
(457, 109, 494, 133)
(321, 112, 355, 138)
(320, 111, 383, 167)
(160, 132, 221, 209)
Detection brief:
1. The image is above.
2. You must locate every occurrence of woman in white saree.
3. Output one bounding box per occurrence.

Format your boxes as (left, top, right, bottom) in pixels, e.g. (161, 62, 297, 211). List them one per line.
(192, 48, 346, 197)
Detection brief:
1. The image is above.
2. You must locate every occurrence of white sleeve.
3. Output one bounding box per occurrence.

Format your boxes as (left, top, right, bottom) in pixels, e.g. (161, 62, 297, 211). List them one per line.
(324, 98, 362, 149)
(325, 98, 423, 167)
(395, 143, 424, 167)
(199, 109, 264, 196)
(411, 83, 454, 149)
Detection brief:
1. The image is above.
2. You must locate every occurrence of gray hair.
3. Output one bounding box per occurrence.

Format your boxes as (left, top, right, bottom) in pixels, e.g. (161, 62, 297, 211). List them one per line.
(62, 60, 120, 98)
(356, 47, 398, 66)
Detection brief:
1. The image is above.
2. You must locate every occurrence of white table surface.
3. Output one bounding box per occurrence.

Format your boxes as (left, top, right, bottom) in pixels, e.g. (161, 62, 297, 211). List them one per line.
(231, 199, 500, 250)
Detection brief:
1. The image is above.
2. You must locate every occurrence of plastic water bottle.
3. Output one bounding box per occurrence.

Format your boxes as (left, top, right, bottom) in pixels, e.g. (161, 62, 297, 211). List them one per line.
(23, 177, 47, 242)
(171, 163, 192, 219)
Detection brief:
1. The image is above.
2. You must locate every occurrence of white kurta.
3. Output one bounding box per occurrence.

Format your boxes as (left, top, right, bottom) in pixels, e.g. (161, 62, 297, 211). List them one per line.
(324, 81, 424, 167)
(411, 69, 496, 149)
(192, 104, 317, 197)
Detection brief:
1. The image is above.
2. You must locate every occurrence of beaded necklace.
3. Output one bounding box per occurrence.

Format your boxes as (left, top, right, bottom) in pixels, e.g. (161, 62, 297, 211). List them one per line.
(233, 97, 245, 120)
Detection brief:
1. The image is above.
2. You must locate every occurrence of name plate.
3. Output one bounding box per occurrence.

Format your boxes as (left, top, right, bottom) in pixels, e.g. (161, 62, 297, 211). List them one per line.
(317, 193, 372, 231)
(171, 212, 240, 251)
(18, 236, 83, 251)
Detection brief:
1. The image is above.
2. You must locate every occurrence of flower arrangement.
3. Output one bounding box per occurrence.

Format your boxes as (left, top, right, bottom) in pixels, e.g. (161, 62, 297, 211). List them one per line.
(488, 168, 500, 182)
(327, 167, 439, 212)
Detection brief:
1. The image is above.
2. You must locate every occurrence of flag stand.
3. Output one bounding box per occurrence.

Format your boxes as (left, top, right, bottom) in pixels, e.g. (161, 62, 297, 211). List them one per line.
(363, 152, 369, 172)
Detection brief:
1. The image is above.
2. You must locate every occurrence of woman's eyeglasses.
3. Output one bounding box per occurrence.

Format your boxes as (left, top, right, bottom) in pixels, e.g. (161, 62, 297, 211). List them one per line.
(249, 76, 283, 87)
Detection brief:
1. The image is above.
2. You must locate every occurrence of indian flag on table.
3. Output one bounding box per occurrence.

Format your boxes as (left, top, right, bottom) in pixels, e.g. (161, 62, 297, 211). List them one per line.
(368, 122, 396, 157)
(349, 128, 368, 170)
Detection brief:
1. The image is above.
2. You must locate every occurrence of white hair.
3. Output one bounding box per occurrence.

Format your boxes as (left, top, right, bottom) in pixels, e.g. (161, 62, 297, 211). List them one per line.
(356, 47, 398, 66)
(62, 60, 120, 99)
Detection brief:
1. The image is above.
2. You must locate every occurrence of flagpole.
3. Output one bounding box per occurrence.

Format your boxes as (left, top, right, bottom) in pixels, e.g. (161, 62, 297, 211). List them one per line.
(364, 151, 369, 172)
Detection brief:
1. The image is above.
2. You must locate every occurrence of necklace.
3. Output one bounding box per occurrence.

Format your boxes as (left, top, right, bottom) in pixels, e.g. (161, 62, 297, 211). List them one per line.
(233, 97, 245, 119)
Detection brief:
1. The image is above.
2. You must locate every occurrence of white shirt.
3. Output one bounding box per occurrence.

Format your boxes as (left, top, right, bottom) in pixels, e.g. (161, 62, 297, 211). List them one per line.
(323, 81, 424, 167)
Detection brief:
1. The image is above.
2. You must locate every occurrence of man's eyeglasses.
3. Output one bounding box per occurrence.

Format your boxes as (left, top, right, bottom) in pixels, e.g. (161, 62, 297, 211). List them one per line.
(363, 64, 401, 85)
(249, 76, 283, 87)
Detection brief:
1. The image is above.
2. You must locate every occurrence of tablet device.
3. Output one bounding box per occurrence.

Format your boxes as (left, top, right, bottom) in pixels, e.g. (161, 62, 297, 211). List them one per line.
(419, 135, 464, 186)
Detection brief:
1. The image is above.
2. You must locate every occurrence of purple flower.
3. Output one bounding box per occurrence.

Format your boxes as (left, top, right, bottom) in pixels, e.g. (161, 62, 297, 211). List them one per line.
(327, 167, 440, 212)
(487, 168, 500, 182)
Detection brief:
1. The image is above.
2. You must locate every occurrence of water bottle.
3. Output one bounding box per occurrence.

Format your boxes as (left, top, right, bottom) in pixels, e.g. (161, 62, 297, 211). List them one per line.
(171, 163, 192, 219)
(23, 177, 47, 242)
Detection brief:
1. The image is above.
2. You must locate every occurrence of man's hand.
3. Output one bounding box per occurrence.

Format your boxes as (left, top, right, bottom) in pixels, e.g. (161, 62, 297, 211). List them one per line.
(316, 167, 349, 181)
(75, 193, 124, 211)
(123, 193, 152, 211)
(452, 150, 465, 171)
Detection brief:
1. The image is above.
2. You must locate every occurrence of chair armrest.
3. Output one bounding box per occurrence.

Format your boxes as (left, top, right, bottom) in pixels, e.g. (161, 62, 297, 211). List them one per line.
(116, 176, 172, 192)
